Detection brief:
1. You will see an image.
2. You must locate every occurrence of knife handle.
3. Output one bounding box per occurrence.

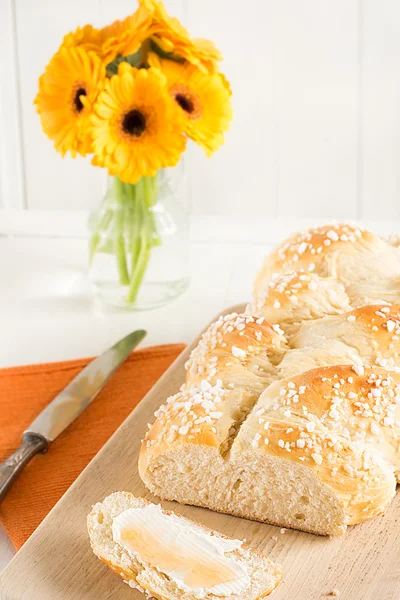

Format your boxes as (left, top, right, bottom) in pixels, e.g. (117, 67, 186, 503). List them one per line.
(0, 433, 48, 504)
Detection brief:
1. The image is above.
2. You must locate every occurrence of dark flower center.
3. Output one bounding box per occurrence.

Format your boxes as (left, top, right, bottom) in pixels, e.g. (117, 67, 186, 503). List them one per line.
(122, 110, 146, 137)
(74, 87, 87, 112)
(175, 93, 194, 114)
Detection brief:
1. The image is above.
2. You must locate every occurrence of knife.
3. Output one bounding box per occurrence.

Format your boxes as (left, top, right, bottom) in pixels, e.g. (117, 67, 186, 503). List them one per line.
(0, 329, 146, 503)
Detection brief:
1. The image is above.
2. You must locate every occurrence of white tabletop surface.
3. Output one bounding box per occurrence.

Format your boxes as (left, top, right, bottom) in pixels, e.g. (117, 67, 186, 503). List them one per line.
(0, 212, 397, 572)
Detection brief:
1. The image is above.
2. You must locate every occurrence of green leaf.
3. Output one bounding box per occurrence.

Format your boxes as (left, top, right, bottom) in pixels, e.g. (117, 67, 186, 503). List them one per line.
(106, 48, 143, 76)
(105, 38, 185, 77)
(149, 39, 184, 63)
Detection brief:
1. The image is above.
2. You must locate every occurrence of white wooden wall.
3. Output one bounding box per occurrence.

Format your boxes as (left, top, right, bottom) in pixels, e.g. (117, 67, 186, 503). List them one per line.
(1, 0, 400, 218)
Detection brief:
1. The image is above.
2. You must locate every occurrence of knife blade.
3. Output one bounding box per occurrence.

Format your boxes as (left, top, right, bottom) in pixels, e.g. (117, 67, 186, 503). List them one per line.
(0, 329, 146, 503)
(26, 329, 146, 442)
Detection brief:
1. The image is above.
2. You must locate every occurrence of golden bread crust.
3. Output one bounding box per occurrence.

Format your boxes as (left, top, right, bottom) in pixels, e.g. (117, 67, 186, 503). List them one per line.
(253, 223, 400, 310)
(185, 312, 287, 389)
(140, 223, 400, 537)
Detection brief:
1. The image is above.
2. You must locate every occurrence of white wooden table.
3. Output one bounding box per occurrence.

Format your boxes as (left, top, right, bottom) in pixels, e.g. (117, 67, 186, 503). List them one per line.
(0, 212, 397, 571)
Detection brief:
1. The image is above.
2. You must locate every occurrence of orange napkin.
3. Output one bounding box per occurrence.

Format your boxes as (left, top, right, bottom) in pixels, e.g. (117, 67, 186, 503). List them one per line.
(0, 344, 185, 550)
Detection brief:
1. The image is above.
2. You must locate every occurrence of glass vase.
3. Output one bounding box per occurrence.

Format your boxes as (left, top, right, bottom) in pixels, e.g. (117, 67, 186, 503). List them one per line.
(88, 162, 190, 310)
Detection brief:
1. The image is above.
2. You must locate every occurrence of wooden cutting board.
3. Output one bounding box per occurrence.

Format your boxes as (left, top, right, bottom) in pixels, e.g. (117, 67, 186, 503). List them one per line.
(0, 304, 399, 600)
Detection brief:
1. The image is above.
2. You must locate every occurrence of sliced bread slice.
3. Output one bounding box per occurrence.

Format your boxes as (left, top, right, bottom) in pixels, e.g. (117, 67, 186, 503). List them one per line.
(88, 492, 282, 600)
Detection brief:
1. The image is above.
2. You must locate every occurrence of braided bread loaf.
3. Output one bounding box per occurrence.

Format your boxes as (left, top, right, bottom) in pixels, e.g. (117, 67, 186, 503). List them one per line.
(139, 224, 400, 537)
(251, 224, 400, 335)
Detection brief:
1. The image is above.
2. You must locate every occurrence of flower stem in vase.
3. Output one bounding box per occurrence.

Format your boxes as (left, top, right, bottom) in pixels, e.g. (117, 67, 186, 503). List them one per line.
(89, 209, 114, 264)
(113, 177, 130, 286)
(89, 232, 101, 266)
(147, 175, 162, 247)
(125, 174, 160, 304)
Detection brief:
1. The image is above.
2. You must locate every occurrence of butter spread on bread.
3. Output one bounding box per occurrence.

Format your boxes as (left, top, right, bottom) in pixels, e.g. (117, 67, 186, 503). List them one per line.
(88, 493, 282, 599)
(112, 503, 250, 597)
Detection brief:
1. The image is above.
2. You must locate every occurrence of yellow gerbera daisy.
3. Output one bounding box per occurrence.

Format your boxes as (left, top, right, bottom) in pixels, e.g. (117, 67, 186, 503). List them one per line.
(140, 0, 189, 41)
(139, 0, 221, 73)
(218, 71, 233, 96)
(62, 24, 103, 54)
(100, 6, 157, 64)
(35, 46, 105, 157)
(148, 54, 232, 156)
(62, 7, 155, 64)
(63, 2, 220, 72)
(90, 64, 186, 183)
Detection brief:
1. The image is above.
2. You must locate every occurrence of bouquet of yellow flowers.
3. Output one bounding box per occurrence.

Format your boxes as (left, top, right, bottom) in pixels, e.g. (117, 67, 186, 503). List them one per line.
(35, 0, 232, 308)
